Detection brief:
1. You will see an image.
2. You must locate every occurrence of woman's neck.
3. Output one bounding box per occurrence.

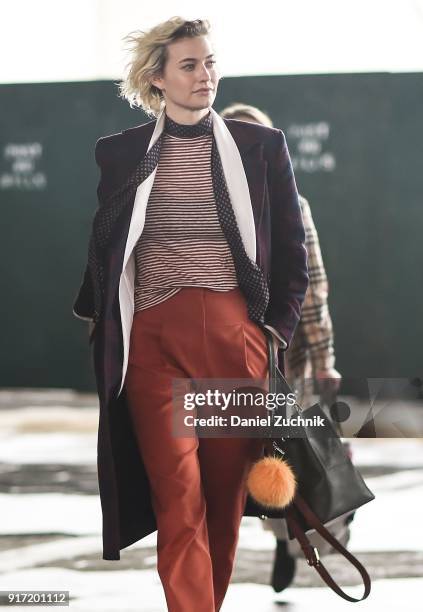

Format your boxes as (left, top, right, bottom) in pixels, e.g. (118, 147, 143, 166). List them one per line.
(164, 105, 211, 125)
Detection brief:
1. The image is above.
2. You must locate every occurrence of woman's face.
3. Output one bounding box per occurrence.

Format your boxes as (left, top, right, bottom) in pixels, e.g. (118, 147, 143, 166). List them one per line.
(152, 35, 219, 113)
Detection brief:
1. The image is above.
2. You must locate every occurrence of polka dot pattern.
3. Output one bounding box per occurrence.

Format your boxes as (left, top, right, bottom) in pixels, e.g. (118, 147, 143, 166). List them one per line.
(211, 137, 269, 322)
(164, 112, 213, 138)
(87, 136, 162, 322)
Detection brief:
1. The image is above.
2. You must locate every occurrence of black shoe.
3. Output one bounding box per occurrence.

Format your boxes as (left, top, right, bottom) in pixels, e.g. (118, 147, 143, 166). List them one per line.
(271, 539, 296, 593)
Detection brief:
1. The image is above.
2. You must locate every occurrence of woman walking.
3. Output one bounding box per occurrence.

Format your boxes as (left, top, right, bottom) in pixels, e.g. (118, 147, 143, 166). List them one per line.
(72, 17, 308, 611)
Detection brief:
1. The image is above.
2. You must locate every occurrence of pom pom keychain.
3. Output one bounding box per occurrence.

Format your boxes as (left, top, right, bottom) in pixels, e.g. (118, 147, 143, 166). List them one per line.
(246, 440, 297, 509)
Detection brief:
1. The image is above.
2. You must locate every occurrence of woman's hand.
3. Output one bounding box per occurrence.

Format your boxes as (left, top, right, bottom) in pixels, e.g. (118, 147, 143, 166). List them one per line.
(315, 367, 342, 398)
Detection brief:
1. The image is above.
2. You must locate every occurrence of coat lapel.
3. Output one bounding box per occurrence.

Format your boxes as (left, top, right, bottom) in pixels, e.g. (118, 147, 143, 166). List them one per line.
(219, 113, 267, 235)
(237, 144, 267, 233)
(210, 108, 257, 261)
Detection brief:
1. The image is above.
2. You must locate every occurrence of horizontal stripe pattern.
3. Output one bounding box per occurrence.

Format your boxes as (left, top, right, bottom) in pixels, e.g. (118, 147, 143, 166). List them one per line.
(134, 133, 238, 311)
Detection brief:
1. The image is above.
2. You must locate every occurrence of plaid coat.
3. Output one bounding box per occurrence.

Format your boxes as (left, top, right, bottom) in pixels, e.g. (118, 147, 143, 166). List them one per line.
(72, 117, 308, 560)
(285, 195, 336, 381)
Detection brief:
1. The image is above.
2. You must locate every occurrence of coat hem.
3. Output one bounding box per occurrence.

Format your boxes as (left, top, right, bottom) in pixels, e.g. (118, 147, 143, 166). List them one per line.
(102, 550, 121, 561)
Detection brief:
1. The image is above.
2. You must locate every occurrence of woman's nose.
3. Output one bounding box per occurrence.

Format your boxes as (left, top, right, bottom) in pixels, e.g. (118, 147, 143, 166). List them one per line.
(198, 63, 211, 81)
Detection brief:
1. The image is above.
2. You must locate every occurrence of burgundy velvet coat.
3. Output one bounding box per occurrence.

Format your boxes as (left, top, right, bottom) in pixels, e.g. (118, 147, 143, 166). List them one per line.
(72, 116, 308, 560)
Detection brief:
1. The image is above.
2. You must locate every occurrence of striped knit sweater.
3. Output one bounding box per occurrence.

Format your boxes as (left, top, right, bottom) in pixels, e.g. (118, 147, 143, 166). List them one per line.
(134, 131, 238, 311)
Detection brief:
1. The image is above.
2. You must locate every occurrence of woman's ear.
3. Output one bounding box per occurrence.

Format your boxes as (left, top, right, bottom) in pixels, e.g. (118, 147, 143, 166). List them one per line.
(151, 74, 163, 91)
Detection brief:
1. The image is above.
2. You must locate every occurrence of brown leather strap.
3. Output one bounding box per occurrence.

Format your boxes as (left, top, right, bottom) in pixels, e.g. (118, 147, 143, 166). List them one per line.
(285, 494, 371, 602)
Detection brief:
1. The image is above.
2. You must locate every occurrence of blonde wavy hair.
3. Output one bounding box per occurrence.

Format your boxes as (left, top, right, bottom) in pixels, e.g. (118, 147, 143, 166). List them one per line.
(118, 17, 211, 117)
(220, 103, 274, 128)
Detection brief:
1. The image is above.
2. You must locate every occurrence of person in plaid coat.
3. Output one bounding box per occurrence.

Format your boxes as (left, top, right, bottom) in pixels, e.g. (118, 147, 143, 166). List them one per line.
(284, 193, 341, 405)
(220, 103, 342, 592)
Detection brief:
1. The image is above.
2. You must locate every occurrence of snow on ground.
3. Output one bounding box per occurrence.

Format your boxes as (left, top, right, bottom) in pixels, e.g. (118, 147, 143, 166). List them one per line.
(349, 438, 423, 467)
(1, 433, 423, 468)
(0, 568, 422, 611)
(0, 493, 100, 536)
(0, 437, 422, 553)
(0, 433, 97, 465)
(1, 464, 422, 556)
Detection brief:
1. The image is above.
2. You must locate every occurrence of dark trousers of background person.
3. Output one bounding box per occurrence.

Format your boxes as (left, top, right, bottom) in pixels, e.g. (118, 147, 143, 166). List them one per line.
(125, 287, 268, 612)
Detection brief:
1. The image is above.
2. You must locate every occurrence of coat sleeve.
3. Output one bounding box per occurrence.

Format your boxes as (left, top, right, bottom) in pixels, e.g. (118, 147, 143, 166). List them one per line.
(71, 137, 106, 322)
(72, 263, 95, 321)
(264, 129, 309, 348)
(296, 196, 336, 371)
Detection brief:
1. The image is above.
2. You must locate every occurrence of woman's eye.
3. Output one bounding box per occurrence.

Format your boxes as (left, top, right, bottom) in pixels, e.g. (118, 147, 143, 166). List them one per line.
(182, 61, 216, 71)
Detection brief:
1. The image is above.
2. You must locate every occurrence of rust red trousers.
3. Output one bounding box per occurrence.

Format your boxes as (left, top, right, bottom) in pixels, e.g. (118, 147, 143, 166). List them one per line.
(124, 287, 268, 612)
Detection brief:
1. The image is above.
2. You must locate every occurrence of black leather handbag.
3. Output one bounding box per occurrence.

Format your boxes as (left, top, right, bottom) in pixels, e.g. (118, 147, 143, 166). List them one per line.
(259, 328, 375, 602)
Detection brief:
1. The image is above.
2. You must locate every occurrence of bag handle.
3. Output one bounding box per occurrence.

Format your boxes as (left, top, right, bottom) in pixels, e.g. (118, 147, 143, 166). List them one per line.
(286, 494, 371, 602)
(263, 327, 302, 413)
(264, 325, 277, 394)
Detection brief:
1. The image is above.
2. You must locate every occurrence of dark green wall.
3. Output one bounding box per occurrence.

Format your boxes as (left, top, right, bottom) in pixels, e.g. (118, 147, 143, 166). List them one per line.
(0, 73, 421, 390)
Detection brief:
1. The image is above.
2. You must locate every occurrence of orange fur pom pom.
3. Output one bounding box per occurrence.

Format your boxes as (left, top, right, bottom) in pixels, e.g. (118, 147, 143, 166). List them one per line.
(246, 456, 297, 509)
